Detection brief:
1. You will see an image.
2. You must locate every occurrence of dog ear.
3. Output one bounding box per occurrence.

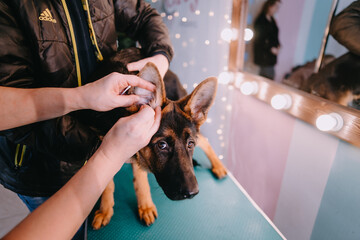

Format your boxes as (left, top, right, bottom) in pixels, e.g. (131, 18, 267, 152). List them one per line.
(182, 77, 217, 126)
(135, 62, 166, 109)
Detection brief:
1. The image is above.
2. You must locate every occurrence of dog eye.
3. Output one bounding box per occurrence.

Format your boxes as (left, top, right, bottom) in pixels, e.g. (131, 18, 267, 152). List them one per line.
(157, 141, 168, 150)
(187, 140, 195, 149)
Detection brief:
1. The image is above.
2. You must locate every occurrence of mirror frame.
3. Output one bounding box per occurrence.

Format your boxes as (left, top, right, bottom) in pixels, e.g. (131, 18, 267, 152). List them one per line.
(229, 0, 360, 148)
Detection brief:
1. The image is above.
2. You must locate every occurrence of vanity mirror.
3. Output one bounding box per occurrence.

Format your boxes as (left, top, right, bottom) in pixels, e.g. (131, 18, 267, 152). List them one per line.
(229, 0, 360, 147)
(241, 0, 360, 110)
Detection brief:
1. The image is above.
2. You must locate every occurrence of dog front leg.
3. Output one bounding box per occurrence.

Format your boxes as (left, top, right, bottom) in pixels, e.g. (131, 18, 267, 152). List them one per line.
(92, 179, 115, 230)
(132, 162, 158, 226)
(197, 134, 227, 179)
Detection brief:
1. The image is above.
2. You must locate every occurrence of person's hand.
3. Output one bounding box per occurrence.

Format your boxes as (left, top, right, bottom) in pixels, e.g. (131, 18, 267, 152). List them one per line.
(127, 54, 169, 78)
(77, 73, 156, 112)
(271, 47, 279, 55)
(98, 105, 161, 165)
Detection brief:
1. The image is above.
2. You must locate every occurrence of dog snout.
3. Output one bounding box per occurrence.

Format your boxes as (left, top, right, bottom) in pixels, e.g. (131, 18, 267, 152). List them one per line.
(181, 189, 199, 199)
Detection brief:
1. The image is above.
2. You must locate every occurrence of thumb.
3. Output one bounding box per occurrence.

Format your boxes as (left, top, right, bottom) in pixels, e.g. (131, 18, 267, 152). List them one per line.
(115, 95, 140, 107)
(127, 60, 145, 72)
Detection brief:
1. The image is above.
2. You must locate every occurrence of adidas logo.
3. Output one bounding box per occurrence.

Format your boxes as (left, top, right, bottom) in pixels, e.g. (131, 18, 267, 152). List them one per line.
(39, 8, 57, 23)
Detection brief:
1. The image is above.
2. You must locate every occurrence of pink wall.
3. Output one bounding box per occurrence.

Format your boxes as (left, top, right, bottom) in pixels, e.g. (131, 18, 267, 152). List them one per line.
(225, 92, 295, 219)
(275, 0, 306, 81)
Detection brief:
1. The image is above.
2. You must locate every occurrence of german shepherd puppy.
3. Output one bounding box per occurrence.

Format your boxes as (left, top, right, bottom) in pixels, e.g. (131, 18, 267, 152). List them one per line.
(300, 53, 360, 107)
(79, 48, 227, 229)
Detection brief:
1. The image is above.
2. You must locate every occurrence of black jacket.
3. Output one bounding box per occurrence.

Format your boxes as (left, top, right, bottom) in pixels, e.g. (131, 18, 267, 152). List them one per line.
(253, 13, 280, 66)
(330, 0, 360, 56)
(0, 0, 173, 196)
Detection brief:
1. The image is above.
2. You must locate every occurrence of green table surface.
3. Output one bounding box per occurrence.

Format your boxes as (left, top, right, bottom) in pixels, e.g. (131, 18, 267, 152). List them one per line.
(88, 148, 285, 240)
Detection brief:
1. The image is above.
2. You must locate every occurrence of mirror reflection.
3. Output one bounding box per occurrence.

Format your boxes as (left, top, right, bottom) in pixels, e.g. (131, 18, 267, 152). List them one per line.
(244, 0, 360, 110)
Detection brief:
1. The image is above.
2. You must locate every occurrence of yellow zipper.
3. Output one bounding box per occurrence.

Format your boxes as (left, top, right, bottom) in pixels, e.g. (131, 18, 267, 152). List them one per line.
(14, 144, 20, 167)
(61, 0, 82, 87)
(81, 0, 103, 61)
(19, 145, 27, 167)
(14, 144, 26, 168)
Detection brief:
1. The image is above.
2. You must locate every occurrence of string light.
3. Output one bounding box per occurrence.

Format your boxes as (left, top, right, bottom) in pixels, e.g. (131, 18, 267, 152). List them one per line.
(181, 17, 188, 22)
(204, 40, 210, 45)
(195, 10, 200, 15)
(209, 11, 214, 17)
(175, 33, 181, 39)
(316, 113, 344, 132)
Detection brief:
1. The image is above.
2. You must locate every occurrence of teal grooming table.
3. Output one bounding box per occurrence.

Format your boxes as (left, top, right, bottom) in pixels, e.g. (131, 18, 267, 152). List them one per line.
(88, 148, 285, 240)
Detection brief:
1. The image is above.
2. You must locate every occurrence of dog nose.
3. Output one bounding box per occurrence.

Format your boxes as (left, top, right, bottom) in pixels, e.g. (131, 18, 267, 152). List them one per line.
(182, 190, 199, 199)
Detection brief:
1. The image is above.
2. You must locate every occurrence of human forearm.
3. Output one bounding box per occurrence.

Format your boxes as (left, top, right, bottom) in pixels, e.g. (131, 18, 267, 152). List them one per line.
(0, 86, 82, 131)
(0, 73, 155, 131)
(4, 105, 161, 240)
(3, 147, 126, 240)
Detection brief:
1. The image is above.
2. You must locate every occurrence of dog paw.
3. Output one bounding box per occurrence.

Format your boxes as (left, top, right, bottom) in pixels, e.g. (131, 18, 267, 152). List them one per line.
(212, 165, 227, 179)
(92, 208, 114, 230)
(138, 204, 158, 226)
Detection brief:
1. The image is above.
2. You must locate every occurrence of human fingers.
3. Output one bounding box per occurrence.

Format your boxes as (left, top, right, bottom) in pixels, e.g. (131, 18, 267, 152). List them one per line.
(119, 74, 156, 93)
(127, 59, 147, 72)
(149, 106, 161, 136)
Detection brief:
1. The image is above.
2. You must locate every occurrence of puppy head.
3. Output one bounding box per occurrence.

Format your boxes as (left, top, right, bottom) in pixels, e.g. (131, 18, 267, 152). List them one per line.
(137, 75, 218, 200)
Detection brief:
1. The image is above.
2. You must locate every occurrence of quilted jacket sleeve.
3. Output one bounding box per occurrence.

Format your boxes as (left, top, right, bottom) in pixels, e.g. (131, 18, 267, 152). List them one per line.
(0, 2, 100, 163)
(330, 0, 360, 56)
(114, 0, 174, 62)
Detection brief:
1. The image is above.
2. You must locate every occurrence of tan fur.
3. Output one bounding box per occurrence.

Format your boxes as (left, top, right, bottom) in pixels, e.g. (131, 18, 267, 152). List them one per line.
(92, 180, 115, 230)
(132, 162, 158, 226)
(197, 134, 227, 179)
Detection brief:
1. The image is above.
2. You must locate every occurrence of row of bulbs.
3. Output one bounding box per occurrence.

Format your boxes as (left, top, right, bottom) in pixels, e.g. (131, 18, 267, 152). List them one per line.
(219, 72, 344, 132)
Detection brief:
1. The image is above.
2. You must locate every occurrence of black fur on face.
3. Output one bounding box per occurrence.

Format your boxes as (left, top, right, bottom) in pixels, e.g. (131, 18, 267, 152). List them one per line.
(138, 102, 199, 200)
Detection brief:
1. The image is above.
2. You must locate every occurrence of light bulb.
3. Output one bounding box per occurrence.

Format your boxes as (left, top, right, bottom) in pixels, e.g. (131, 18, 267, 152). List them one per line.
(244, 28, 254, 41)
(218, 71, 233, 84)
(316, 113, 343, 132)
(271, 94, 292, 110)
(220, 28, 233, 42)
(240, 81, 258, 95)
(221, 28, 238, 42)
